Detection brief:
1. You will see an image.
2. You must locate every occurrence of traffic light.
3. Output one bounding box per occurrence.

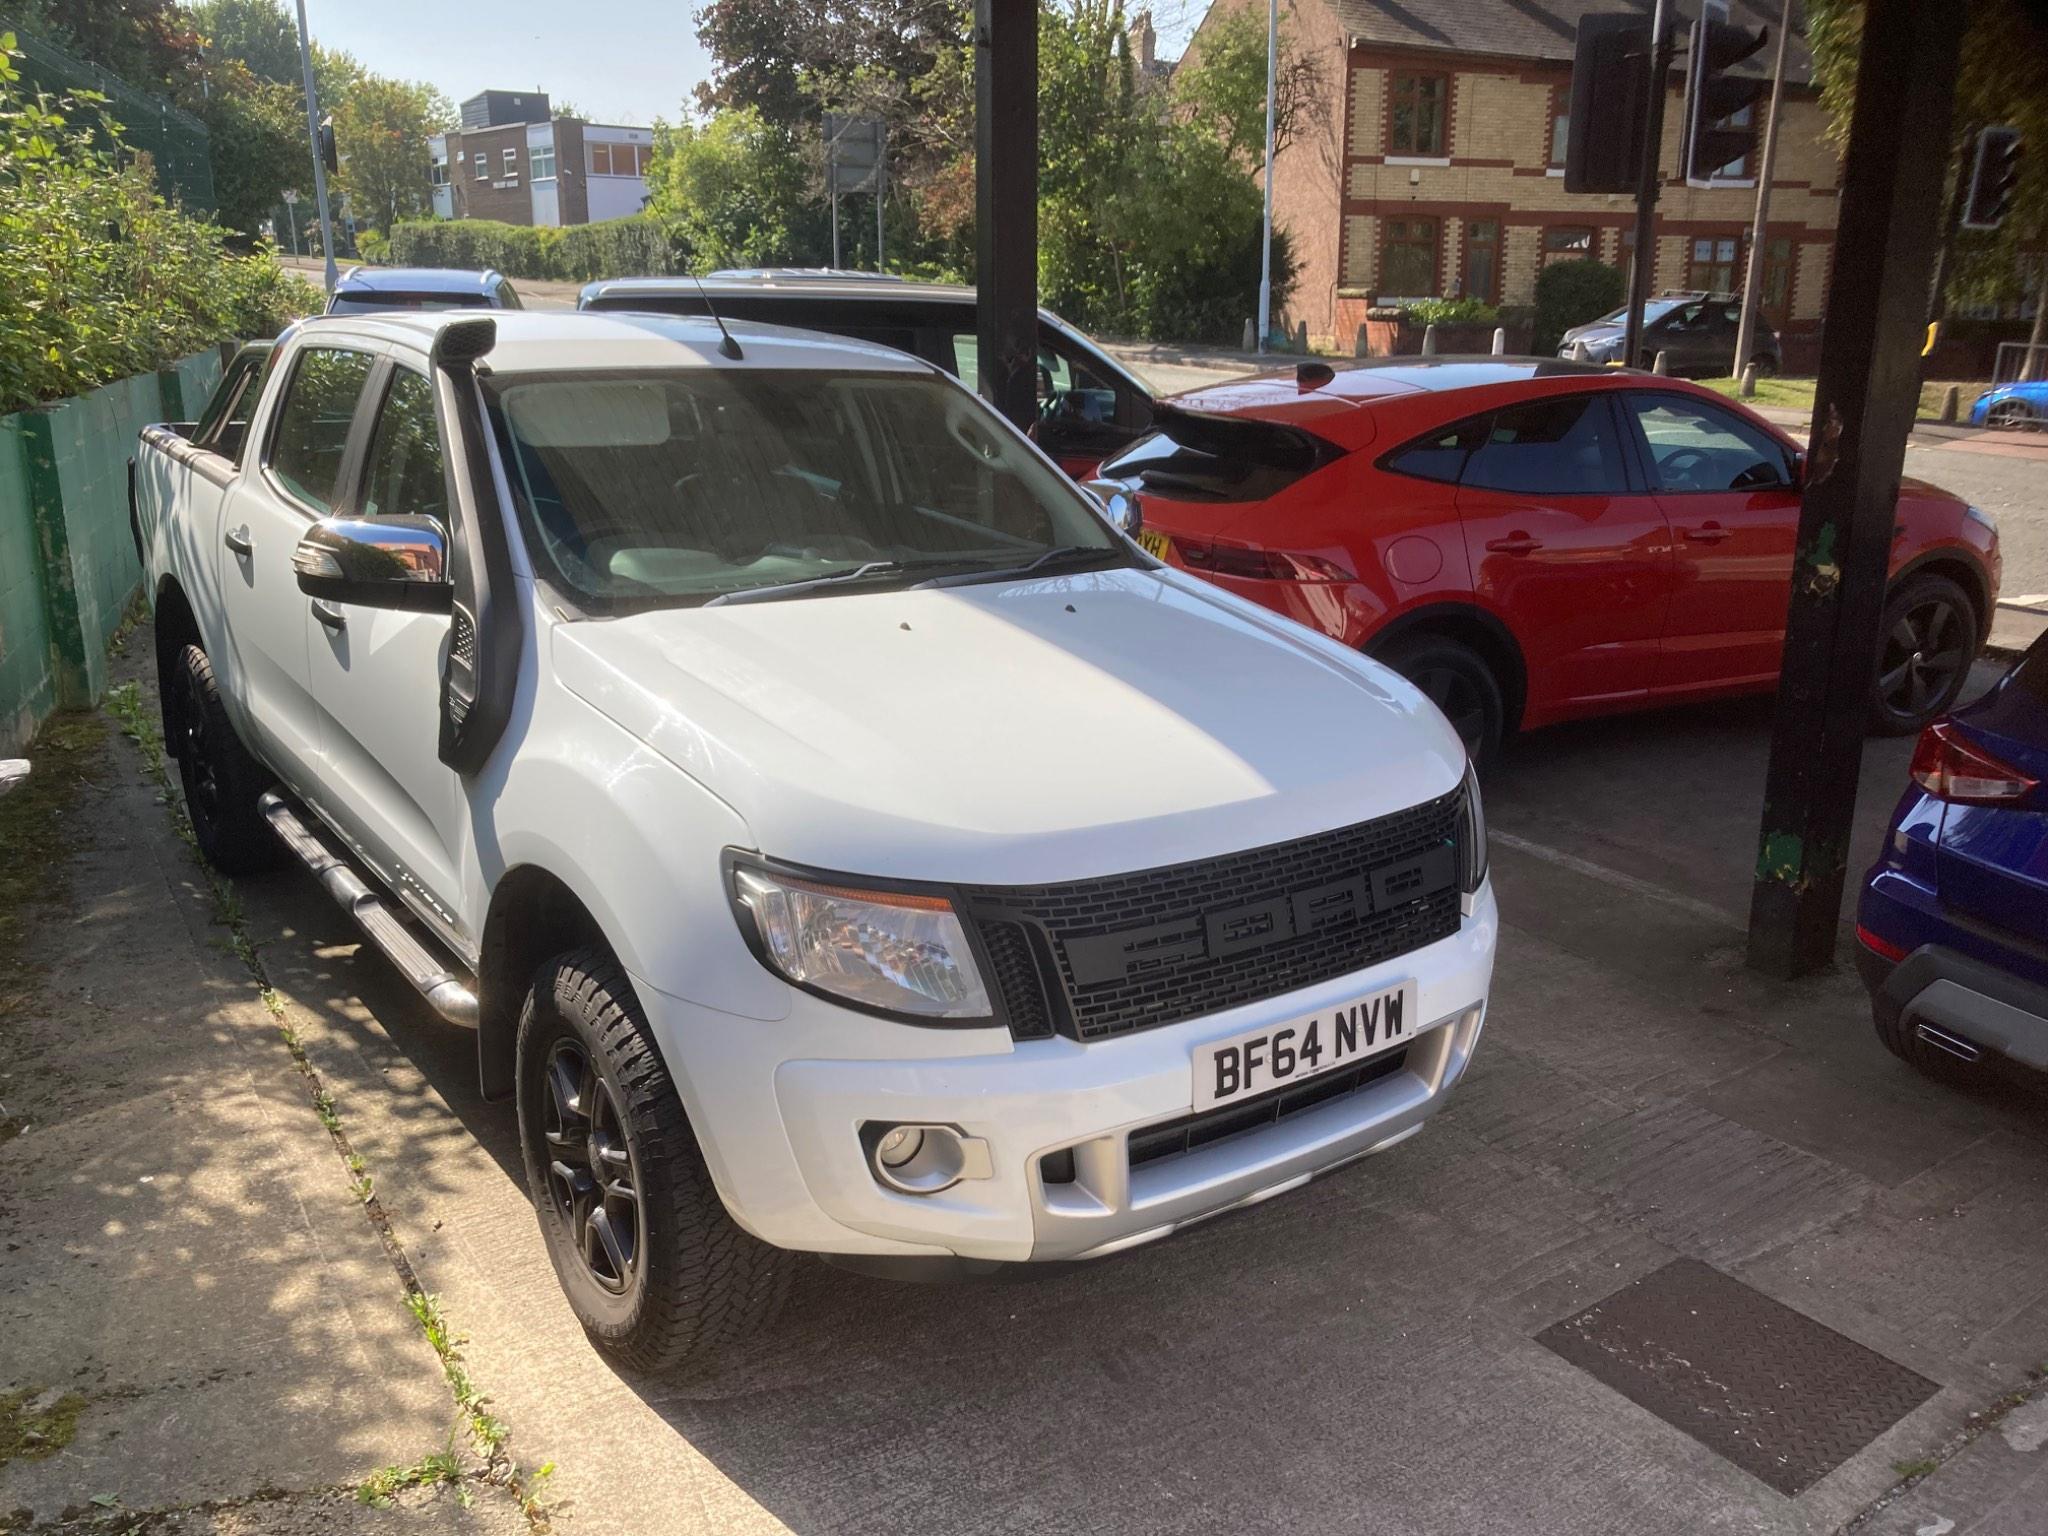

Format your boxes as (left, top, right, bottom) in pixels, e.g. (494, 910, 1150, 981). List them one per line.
(1681, 19, 1769, 184)
(318, 116, 337, 177)
(1566, 14, 1653, 196)
(1961, 126, 2024, 231)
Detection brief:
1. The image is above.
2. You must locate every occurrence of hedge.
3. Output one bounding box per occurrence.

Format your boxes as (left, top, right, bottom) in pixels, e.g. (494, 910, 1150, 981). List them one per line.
(388, 212, 688, 284)
(1533, 259, 1626, 356)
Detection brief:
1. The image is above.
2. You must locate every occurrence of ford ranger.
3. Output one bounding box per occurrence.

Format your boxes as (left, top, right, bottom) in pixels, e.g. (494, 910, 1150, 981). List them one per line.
(133, 309, 1495, 1369)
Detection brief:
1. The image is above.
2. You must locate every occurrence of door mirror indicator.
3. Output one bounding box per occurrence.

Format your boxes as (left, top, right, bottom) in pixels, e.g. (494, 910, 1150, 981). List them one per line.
(292, 517, 453, 613)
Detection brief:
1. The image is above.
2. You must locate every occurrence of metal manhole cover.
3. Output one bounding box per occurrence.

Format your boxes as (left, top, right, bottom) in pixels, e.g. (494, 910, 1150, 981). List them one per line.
(1536, 1258, 1938, 1495)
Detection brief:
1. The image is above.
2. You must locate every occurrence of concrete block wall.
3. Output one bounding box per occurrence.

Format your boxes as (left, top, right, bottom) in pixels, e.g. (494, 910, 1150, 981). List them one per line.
(0, 346, 225, 755)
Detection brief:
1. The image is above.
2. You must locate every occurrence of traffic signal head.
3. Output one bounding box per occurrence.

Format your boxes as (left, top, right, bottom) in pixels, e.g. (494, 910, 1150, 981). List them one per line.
(1566, 13, 1653, 196)
(1683, 20, 1769, 183)
(318, 117, 338, 177)
(1961, 126, 2024, 231)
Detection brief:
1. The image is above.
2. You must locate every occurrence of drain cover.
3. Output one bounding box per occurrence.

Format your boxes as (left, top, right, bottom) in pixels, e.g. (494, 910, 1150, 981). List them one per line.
(1537, 1258, 1938, 1495)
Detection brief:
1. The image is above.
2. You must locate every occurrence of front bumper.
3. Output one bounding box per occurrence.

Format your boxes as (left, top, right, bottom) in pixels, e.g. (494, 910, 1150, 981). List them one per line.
(637, 881, 1496, 1264)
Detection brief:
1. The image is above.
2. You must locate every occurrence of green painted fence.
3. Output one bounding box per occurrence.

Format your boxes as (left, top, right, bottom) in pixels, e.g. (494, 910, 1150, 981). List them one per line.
(0, 346, 229, 755)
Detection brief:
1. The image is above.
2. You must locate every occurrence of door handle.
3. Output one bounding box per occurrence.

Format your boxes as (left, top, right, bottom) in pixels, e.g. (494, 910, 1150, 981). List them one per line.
(224, 525, 253, 557)
(310, 599, 347, 633)
(1684, 523, 1733, 543)
(1484, 533, 1542, 555)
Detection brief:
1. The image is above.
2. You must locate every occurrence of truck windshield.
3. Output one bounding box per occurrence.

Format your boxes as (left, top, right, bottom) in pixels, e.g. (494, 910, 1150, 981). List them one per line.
(482, 369, 1124, 609)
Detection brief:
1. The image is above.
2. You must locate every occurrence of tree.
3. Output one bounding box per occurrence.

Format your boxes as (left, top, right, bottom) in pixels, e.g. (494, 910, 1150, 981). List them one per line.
(330, 74, 452, 233)
(1807, 0, 2048, 317)
(9, 0, 204, 92)
(185, 0, 301, 83)
(644, 107, 824, 269)
(193, 64, 304, 237)
(1173, 2, 1330, 165)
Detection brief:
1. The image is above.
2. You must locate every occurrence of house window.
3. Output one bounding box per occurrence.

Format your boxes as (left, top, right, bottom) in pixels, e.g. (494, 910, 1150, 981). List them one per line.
(1380, 216, 1440, 297)
(1548, 91, 1569, 167)
(1542, 226, 1595, 267)
(474, 151, 487, 181)
(429, 159, 448, 187)
(1711, 105, 1755, 179)
(1689, 235, 1741, 292)
(1388, 72, 1448, 157)
(501, 147, 518, 176)
(589, 142, 612, 175)
(530, 143, 556, 180)
(1463, 218, 1500, 304)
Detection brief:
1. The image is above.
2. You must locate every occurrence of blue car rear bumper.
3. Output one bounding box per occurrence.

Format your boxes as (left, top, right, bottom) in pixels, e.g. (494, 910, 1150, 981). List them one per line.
(1859, 940, 2048, 1070)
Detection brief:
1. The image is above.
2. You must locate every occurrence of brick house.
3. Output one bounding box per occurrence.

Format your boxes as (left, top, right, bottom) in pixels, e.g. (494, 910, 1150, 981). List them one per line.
(429, 90, 653, 228)
(1189, 0, 1840, 362)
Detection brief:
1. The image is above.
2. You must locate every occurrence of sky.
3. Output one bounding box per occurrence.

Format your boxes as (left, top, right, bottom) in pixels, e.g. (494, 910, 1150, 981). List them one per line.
(291, 0, 1209, 128)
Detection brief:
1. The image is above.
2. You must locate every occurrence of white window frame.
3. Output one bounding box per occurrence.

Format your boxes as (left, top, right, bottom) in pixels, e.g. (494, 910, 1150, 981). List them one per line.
(501, 146, 518, 176)
(530, 143, 556, 181)
(474, 151, 487, 181)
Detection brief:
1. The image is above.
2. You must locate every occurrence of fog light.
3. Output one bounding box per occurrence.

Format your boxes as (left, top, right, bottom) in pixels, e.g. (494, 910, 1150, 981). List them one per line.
(865, 1123, 992, 1195)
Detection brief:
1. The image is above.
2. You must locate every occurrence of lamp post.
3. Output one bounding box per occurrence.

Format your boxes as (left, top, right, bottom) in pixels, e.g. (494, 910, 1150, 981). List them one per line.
(1256, 0, 1277, 355)
(292, 0, 338, 295)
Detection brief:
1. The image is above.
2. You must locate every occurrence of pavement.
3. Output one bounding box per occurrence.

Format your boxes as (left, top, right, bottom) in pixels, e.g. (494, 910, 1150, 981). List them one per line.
(6, 624, 2048, 1535)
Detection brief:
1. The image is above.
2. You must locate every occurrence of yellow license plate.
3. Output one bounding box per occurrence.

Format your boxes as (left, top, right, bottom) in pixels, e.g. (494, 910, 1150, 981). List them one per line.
(1138, 527, 1172, 560)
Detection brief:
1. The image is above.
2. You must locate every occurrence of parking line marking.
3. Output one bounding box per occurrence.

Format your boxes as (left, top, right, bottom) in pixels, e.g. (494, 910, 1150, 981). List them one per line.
(1491, 830, 1747, 932)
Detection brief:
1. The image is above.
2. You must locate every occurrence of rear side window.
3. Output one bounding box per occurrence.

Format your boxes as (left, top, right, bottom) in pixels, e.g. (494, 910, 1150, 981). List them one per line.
(1101, 409, 1343, 503)
(1382, 418, 1489, 484)
(1462, 394, 1629, 495)
(268, 347, 374, 511)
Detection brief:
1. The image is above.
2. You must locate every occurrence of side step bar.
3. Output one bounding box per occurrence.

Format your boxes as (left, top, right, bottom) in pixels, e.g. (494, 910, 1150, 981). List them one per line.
(258, 792, 480, 1028)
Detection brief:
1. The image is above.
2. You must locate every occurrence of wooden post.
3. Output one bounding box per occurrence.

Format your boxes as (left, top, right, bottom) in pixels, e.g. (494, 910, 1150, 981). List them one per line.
(975, 0, 1038, 432)
(1746, 0, 1965, 978)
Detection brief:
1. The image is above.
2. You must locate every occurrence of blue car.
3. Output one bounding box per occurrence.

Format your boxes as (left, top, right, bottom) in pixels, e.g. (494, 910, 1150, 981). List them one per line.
(1968, 379, 2048, 429)
(1857, 631, 2048, 1080)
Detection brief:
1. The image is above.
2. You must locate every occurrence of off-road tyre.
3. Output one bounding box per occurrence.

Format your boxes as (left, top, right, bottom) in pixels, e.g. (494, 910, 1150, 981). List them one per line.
(516, 945, 792, 1372)
(170, 643, 279, 874)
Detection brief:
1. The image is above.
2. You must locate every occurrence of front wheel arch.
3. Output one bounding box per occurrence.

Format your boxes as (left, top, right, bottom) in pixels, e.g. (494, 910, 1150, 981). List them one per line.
(1366, 602, 1529, 737)
(476, 864, 610, 1101)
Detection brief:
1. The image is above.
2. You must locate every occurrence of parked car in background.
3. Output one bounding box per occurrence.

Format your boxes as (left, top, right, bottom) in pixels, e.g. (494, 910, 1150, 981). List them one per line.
(577, 274, 1157, 479)
(328, 266, 522, 315)
(1857, 630, 2047, 1084)
(1969, 378, 2048, 429)
(1094, 358, 2000, 765)
(1559, 294, 1782, 377)
(133, 309, 1496, 1368)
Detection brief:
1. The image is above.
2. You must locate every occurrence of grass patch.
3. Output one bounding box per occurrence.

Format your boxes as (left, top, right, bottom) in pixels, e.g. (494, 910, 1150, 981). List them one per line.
(0, 1387, 89, 1466)
(1699, 375, 1990, 422)
(1891, 1456, 1939, 1480)
(0, 710, 108, 976)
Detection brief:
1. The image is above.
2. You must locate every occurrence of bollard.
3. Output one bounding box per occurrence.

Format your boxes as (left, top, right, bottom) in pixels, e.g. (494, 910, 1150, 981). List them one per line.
(1420, 323, 1439, 356)
(1940, 385, 1960, 423)
(1739, 362, 1757, 397)
(1355, 323, 1369, 358)
(1652, 349, 1669, 376)
(1491, 327, 1506, 356)
(1294, 320, 1309, 354)
(1243, 318, 1256, 352)
(1570, 341, 1590, 362)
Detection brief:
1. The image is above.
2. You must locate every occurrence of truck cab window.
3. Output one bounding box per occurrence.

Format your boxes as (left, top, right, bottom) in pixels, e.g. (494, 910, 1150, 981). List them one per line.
(268, 348, 374, 513)
(360, 369, 449, 523)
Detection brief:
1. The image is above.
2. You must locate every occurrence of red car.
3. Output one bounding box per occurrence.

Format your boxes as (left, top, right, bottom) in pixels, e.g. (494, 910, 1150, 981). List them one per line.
(1097, 359, 2002, 764)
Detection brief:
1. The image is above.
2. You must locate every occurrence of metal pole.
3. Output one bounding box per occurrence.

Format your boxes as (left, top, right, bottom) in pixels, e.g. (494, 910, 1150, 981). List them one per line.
(286, 197, 299, 256)
(974, 0, 1039, 430)
(292, 0, 338, 296)
(1746, 0, 1964, 977)
(876, 164, 885, 272)
(1255, 0, 1277, 355)
(1734, 0, 1793, 379)
(1623, 0, 1674, 369)
(831, 157, 841, 269)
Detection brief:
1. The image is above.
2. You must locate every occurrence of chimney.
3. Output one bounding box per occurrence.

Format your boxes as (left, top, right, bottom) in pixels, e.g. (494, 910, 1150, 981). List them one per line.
(1134, 10, 1157, 71)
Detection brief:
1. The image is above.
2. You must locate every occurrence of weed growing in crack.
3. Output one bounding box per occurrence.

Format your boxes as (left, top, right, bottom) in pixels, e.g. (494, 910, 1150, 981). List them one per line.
(357, 1440, 465, 1506)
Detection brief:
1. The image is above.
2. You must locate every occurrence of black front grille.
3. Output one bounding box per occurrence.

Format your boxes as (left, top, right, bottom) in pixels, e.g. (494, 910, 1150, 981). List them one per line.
(1125, 1046, 1411, 1170)
(966, 788, 1464, 1043)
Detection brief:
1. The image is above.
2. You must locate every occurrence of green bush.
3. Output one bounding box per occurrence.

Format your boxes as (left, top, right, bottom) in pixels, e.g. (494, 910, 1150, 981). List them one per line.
(0, 38, 317, 414)
(1533, 258, 1625, 355)
(387, 212, 686, 283)
(1401, 296, 1499, 327)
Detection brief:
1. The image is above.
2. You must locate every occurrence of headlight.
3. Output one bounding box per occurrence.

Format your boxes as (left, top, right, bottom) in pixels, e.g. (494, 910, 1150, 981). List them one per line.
(1457, 762, 1488, 895)
(730, 863, 992, 1020)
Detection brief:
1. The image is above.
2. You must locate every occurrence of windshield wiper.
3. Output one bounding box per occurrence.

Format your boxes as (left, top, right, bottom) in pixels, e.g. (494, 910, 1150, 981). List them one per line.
(704, 560, 910, 607)
(912, 546, 1123, 591)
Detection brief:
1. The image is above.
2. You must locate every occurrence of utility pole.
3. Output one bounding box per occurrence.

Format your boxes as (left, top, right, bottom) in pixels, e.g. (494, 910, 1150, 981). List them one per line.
(1256, 0, 1277, 355)
(1733, 0, 1793, 379)
(292, 0, 338, 296)
(1623, 0, 1675, 370)
(1746, 0, 1964, 977)
(974, 0, 1038, 431)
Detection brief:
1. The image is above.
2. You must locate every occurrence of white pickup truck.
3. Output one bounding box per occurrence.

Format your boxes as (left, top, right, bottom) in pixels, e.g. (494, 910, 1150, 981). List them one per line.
(133, 309, 1496, 1368)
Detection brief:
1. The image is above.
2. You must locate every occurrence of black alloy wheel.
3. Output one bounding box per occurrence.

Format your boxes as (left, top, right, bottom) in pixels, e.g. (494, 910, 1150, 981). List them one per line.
(1376, 633, 1507, 769)
(538, 1037, 644, 1296)
(1872, 576, 1976, 733)
(1411, 664, 1491, 757)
